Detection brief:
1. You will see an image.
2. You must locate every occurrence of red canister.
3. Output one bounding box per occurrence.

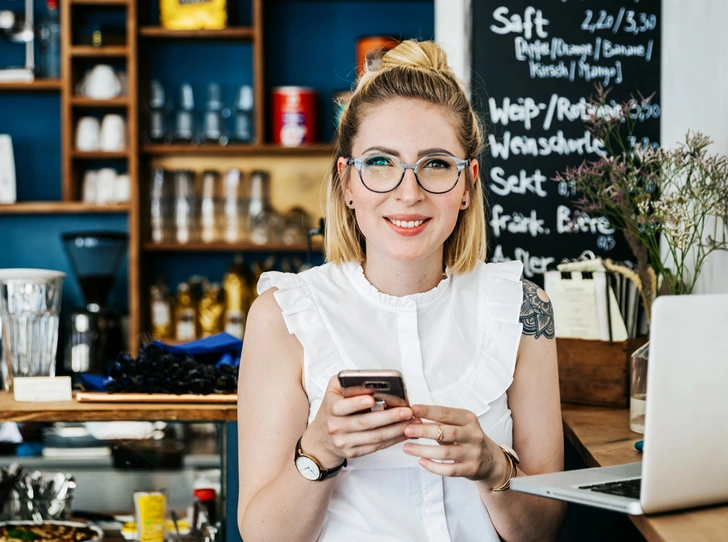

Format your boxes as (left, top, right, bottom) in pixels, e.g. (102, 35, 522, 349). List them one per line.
(271, 86, 318, 146)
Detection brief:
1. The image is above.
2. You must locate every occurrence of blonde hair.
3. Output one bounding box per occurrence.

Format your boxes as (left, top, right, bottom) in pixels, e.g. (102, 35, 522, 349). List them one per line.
(325, 40, 487, 274)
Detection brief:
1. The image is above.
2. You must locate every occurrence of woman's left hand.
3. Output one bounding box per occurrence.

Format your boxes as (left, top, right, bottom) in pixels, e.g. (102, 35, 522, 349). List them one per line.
(402, 404, 506, 484)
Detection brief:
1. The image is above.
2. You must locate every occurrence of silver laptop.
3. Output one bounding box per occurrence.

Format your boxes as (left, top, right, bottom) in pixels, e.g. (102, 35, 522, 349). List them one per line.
(511, 293, 728, 515)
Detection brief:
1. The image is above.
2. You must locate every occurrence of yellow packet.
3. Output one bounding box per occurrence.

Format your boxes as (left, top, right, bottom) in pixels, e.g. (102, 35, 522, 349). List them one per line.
(134, 491, 166, 542)
(160, 0, 227, 30)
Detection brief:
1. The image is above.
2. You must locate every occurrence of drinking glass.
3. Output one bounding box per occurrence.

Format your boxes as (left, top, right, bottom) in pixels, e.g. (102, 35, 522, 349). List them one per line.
(0, 269, 65, 391)
(630, 341, 649, 433)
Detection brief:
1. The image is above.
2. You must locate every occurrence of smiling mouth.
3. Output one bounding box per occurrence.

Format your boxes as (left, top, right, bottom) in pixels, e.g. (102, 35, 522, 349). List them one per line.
(386, 218, 429, 229)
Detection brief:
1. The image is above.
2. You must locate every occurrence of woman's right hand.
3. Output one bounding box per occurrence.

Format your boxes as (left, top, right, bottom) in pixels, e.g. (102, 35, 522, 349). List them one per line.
(300, 375, 418, 468)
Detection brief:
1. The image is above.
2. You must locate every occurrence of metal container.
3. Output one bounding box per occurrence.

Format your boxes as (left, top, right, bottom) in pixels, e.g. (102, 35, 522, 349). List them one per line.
(271, 86, 318, 146)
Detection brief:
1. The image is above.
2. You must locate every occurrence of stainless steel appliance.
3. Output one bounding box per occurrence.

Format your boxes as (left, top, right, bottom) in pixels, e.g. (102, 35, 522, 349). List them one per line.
(61, 232, 128, 377)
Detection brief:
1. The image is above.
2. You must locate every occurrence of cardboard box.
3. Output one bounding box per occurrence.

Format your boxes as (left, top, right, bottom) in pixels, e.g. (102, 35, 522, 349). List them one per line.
(556, 337, 649, 408)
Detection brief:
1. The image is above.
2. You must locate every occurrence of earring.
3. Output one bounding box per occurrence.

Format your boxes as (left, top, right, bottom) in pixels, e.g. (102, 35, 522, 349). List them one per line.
(462, 200, 468, 208)
(349, 200, 353, 206)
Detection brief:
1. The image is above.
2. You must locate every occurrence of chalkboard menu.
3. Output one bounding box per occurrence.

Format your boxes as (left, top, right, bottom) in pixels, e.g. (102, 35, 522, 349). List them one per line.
(472, 0, 661, 282)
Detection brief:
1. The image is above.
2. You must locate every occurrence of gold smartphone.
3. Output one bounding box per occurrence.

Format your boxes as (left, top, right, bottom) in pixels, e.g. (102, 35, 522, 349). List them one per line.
(338, 369, 410, 411)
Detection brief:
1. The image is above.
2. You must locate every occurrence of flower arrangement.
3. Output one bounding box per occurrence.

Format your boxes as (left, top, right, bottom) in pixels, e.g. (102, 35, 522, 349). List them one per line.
(555, 87, 728, 322)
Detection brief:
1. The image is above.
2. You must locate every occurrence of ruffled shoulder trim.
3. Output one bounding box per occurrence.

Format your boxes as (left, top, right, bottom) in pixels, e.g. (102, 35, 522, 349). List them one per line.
(431, 261, 524, 416)
(257, 268, 344, 392)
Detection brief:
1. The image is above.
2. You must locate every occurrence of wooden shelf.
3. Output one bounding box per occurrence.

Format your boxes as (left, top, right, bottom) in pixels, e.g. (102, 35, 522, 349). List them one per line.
(71, 149, 129, 159)
(70, 0, 129, 4)
(0, 392, 236, 422)
(70, 96, 129, 107)
(70, 45, 128, 57)
(141, 143, 336, 156)
(143, 241, 318, 252)
(0, 202, 129, 214)
(139, 26, 254, 39)
(0, 79, 62, 91)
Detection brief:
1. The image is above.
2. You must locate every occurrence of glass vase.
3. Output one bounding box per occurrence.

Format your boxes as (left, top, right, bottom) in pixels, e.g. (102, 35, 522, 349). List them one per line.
(630, 341, 649, 433)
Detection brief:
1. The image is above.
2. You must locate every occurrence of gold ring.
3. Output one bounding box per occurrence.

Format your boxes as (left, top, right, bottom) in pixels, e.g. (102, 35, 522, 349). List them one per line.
(436, 425, 444, 442)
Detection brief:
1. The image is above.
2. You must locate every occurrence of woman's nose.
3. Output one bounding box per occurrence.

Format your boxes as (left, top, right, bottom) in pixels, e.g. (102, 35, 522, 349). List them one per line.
(396, 167, 424, 203)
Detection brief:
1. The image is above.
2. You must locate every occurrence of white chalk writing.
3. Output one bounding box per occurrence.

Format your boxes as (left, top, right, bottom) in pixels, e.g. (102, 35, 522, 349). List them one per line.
(489, 167, 549, 198)
(490, 204, 549, 237)
(556, 205, 615, 235)
(488, 130, 605, 160)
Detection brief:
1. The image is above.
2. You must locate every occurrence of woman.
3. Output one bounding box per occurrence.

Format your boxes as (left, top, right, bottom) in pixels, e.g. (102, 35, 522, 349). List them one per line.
(237, 40, 565, 542)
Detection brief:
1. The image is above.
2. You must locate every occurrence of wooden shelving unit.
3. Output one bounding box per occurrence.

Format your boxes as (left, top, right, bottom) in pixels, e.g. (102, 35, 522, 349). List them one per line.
(6, 0, 329, 358)
(0, 202, 129, 214)
(61, 0, 140, 352)
(0, 79, 62, 91)
(139, 26, 254, 39)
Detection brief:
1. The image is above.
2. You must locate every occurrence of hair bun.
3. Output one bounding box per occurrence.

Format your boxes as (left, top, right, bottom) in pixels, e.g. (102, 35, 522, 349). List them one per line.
(379, 40, 452, 75)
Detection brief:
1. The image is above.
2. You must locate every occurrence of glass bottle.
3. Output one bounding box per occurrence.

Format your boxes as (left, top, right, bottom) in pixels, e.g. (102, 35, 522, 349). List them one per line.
(233, 85, 254, 143)
(150, 278, 174, 340)
(150, 167, 171, 243)
(174, 83, 195, 143)
(198, 282, 225, 338)
(38, 0, 61, 79)
(222, 255, 253, 339)
(248, 170, 283, 245)
(148, 80, 167, 143)
(222, 169, 247, 243)
(200, 170, 221, 243)
(202, 82, 227, 145)
(175, 282, 197, 342)
(173, 170, 197, 244)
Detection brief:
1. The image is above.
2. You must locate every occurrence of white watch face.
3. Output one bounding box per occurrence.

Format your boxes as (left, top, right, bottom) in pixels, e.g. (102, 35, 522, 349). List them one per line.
(295, 455, 321, 481)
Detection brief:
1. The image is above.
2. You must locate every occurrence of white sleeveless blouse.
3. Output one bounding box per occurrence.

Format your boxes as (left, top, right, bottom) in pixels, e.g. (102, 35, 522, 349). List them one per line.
(258, 260, 524, 542)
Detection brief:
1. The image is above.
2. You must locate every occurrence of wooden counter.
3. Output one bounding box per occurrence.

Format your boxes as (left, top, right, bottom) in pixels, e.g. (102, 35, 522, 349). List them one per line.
(561, 404, 728, 542)
(0, 392, 237, 422)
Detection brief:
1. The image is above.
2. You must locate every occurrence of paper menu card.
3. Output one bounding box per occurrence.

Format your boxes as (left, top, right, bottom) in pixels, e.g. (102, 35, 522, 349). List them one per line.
(545, 270, 628, 342)
(0, 135, 17, 204)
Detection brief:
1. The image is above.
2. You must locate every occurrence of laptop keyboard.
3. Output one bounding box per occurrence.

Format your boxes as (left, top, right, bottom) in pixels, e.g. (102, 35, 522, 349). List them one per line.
(579, 478, 642, 499)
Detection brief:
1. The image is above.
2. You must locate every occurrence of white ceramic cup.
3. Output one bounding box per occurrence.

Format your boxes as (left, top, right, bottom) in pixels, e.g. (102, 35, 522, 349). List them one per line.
(99, 114, 127, 151)
(95, 168, 117, 204)
(114, 173, 130, 203)
(81, 65, 122, 99)
(82, 170, 98, 203)
(75, 117, 100, 151)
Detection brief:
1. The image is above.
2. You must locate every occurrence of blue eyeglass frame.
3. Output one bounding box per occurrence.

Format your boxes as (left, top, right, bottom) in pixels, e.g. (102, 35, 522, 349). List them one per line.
(345, 153, 471, 194)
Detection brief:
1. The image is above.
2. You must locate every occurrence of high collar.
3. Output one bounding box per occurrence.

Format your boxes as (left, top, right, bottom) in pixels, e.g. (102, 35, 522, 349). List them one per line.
(343, 261, 452, 311)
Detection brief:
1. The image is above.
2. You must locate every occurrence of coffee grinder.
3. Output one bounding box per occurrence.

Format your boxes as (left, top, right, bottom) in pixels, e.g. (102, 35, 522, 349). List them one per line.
(61, 231, 128, 377)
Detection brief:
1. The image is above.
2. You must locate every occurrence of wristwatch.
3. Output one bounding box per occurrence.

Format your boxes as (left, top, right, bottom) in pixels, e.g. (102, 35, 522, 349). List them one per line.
(294, 436, 347, 481)
(492, 444, 520, 492)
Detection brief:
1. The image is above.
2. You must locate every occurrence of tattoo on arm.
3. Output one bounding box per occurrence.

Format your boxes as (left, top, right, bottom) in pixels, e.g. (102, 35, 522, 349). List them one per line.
(520, 280, 555, 339)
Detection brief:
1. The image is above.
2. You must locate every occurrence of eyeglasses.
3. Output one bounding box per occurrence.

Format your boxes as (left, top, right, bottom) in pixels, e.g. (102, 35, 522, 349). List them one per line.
(346, 153, 471, 194)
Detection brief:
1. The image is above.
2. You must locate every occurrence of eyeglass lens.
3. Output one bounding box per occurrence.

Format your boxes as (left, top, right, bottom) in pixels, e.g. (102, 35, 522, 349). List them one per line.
(359, 154, 461, 193)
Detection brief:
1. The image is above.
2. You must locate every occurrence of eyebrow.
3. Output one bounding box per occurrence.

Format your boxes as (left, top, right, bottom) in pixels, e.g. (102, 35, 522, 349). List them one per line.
(361, 146, 459, 158)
